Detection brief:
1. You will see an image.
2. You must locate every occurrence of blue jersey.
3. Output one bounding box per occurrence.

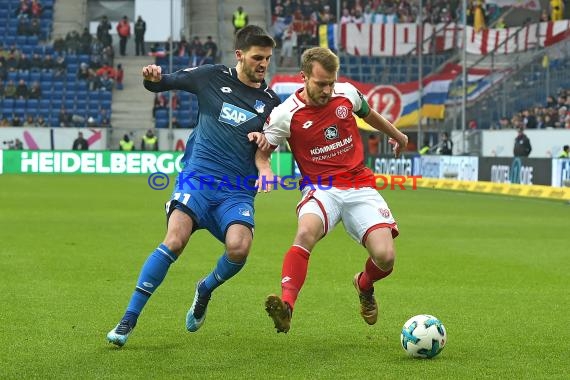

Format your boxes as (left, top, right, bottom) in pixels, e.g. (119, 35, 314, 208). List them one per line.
(145, 65, 280, 241)
(144, 64, 280, 189)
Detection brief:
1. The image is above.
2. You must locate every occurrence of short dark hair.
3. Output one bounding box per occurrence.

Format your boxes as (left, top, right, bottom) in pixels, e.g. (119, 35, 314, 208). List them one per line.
(234, 25, 275, 51)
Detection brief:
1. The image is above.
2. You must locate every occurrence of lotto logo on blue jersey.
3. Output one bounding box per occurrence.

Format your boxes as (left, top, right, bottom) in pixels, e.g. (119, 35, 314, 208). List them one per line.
(218, 102, 256, 127)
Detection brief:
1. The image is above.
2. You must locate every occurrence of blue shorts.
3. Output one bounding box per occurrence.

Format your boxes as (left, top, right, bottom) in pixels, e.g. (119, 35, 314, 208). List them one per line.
(165, 173, 255, 243)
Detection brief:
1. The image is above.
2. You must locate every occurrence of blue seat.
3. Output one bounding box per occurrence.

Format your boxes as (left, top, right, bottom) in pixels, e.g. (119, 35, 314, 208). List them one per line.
(51, 99, 62, 110)
(64, 99, 74, 110)
(76, 91, 88, 100)
(14, 98, 26, 109)
(75, 81, 88, 92)
(66, 55, 78, 64)
(16, 35, 28, 46)
(64, 82, 75, 92)
(75, 100, 87, 111)
(39, 98, 51, 110)
(88, 98, 99, 109)
(179, 110, 191, 120)
(27, 35, 39, 46)
(99, 91, 112, 101)
(21, 45, 33, 55)
(37, 106, 51, 119)
(155, 109, 168, 120)
(40, 27, 51, 41)
(155, 118, 168, 129)
(13, 108, 26, 118)
(67, 63, 78, 74)
(348, 66, 359, 78)
(66, 73, 76, 82)
(17, 71, 30, 82)
(40, 71, 54, 81)
(40, 81, 52, 92)
(27, 98, 39, 111)
(42, 10, 53, 20)
(29, 72, 41, 83)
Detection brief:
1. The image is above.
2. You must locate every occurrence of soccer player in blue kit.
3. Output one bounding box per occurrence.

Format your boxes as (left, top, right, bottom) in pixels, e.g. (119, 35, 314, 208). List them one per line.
(107, 25, 280, 347)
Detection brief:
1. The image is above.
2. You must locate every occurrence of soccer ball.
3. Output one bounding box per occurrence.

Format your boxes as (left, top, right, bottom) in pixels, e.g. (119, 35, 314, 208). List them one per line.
(401, 314, 447, 358)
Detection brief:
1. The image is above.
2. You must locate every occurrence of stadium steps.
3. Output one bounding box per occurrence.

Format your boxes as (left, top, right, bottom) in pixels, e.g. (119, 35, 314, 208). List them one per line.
(217, 0, 269, 67)
(110, 55, 156, 134)
(52, 0, 87, 40)
(187, 0, 219, 44)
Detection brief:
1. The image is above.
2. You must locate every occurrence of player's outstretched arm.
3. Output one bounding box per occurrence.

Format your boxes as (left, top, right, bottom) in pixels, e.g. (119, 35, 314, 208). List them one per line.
(142, 64, 191, 93)
(249, 132, 278, 193)
(364, 109, 408, 157)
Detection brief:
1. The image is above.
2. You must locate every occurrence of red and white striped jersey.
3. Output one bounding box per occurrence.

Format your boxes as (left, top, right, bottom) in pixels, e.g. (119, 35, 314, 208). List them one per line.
(264, 82, 374, 188)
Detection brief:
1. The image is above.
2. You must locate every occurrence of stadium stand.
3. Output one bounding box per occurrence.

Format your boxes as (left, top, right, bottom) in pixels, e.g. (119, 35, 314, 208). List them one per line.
(150, 51, 201, 129)
(0, 0, 113, 128)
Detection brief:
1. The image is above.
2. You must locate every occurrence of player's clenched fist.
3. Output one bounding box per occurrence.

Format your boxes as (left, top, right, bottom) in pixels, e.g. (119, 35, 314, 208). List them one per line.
(142, 64, 162, 82)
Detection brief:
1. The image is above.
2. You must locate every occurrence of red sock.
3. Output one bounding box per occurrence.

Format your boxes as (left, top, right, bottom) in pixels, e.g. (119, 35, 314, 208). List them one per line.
(358, 257, 393, 291)
(281, 245, 310, 310)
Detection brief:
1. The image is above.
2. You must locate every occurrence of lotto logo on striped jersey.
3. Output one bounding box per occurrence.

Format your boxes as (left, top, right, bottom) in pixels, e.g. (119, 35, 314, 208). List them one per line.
(218, 102, 256, 127)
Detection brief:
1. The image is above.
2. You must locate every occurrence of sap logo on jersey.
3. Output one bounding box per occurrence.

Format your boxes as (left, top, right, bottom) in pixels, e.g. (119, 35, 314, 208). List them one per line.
(219, 102, 256, 127)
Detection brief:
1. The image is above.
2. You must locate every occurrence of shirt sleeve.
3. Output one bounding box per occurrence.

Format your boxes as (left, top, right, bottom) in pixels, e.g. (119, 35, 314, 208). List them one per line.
(263, 106, 290, 147)
(143, 65, 215, 94)
(341, 82, 370, 118)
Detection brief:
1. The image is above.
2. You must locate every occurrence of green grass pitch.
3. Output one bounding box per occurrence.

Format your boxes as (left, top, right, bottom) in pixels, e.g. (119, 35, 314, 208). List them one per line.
(0, 175, 568, 379)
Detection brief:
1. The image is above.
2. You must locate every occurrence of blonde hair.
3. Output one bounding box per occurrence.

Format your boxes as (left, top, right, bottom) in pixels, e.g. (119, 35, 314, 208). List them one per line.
(300, 47, 339, 76)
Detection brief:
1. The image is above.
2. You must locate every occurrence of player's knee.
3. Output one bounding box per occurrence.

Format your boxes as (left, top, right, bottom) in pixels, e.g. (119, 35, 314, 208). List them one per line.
(163, 235, 188, 256)
(294, 227, 321, 250)
(225, 238, 251, 262)
(371, 246, 395, 271)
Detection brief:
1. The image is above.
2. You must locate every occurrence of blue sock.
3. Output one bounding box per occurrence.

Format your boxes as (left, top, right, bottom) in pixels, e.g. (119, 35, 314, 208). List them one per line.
(198, 252, 245, 296)
(122, 244, 177, 326)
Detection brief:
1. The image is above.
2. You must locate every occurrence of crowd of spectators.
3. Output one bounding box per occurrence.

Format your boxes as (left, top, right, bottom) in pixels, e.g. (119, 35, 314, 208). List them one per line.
(15, 0, 43, 37)
(149, 35, 219, 67)
(148, 36, 218, 129)
(492, 89, 570, 130)
(270, 0, 570, 53)
(270, 0, 466, 49)
(0, 7, 131, 128)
